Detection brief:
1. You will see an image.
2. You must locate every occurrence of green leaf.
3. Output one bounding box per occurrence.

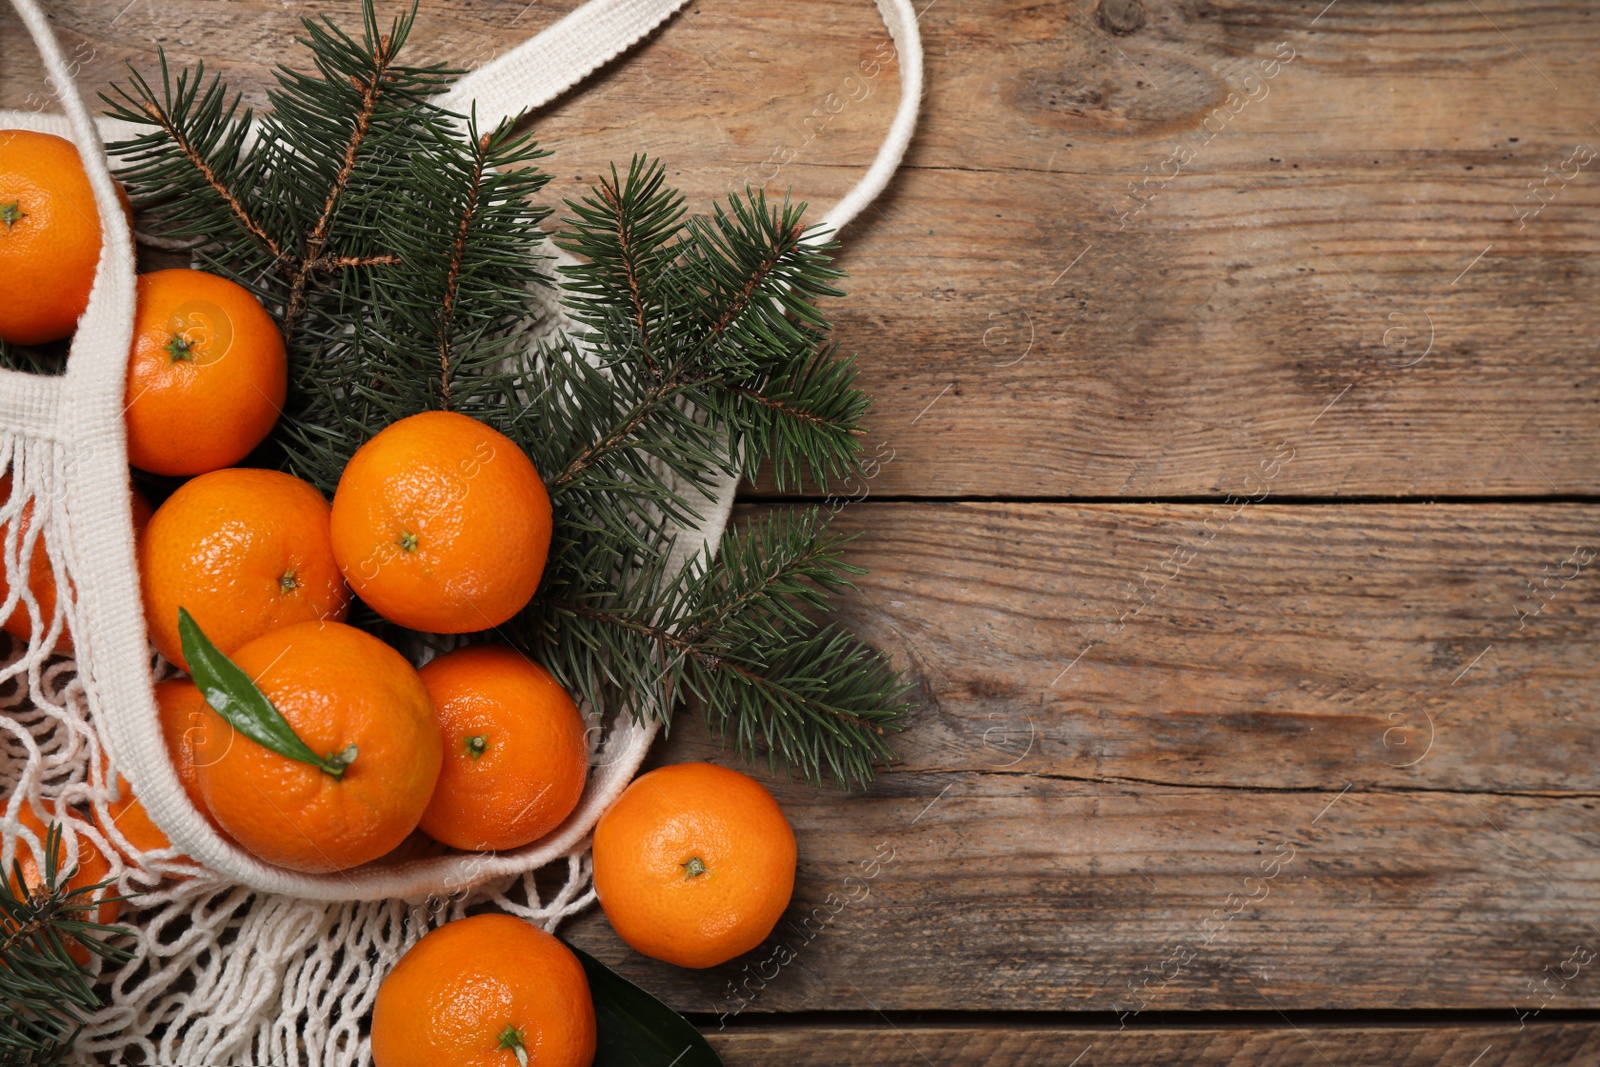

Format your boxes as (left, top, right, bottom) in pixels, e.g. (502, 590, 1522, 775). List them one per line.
(177, 607, 354, 778)
(567, 944, 723, 1067)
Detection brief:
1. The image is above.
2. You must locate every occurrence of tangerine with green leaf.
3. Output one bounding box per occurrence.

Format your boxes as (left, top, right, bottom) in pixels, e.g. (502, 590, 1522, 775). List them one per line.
(371, 913, 596, 1067)
(188, 617, 441, 874)
(124, 269, 288, 476)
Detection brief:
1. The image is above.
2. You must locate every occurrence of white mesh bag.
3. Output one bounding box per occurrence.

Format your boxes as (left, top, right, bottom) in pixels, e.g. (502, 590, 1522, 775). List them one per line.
(0, 0, 921, 1060)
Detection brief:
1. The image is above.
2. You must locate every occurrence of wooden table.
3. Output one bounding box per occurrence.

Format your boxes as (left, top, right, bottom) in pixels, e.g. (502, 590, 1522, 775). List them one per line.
(8, 0, 1599, 1062)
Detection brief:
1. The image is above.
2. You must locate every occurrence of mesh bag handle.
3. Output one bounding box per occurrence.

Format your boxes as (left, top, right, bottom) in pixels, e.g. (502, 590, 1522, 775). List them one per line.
(437, 0, 925, 238)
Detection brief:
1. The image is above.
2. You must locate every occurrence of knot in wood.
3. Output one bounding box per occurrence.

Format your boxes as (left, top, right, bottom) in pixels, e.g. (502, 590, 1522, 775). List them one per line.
(1098, 0, 1147, 35)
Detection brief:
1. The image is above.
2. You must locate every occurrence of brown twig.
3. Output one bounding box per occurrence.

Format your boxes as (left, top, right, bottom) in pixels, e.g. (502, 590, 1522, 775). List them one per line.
(0, 913, 50, 958)
(727, 384, 837, 428)
(138, 100, 285, 263)
(280, 38, 395, 343)
(706, 221, 803, 338)
(306, 253, 401, 271)
(596, 175, 656, 372)
(549, 369, 712, 491)
(438, 134, 489, 407)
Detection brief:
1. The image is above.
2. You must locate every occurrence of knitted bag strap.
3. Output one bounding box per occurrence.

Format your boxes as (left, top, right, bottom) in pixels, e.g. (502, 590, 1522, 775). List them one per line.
(437, 0, 924, 238)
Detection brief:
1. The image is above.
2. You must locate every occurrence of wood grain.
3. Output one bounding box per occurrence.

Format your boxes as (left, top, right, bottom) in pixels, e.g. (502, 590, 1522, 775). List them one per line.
(6, 0, 1598, 495)
(567, 770, 1600, 1012)
(5, 0, 1597, 1047)
(821, 501, 1600, 794)
(559, 501, 1600, 1013)
(705, 1021, 1600, 1066)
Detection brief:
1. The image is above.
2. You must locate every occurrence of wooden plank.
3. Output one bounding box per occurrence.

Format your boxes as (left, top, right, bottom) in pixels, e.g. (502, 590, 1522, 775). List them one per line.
(566, 772, 1600, 1013)
(6, 0, 1598, 496)
(816, 502, 1600, 794)
(562, 502, 1600, 1011)
(704, 1021, 1600, 1066)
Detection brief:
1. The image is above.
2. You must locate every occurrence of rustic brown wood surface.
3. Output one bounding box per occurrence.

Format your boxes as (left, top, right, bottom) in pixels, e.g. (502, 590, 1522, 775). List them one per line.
(706, 1021, 1600, 1065)
(562, 504, 1600, 1015)
(6, 0, 1598, 1062)
(8, 0, 1600, 498)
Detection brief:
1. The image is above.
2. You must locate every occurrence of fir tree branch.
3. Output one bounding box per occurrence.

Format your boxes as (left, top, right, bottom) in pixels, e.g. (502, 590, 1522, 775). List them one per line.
(678, 515, 855, 644)
(532, 509, 907, 786)
(438, 132, 490, 407)
(706, 219, 803, 338)
(556, 602, 887, 735)
(595, 174, 656, 372)
(699, 647, 890, 735)
(0, 913, 51, 959)
(307, 253, 401, 270)
(106, 3, 909, 791)
(0, 824, 133, 1066)
(129, 78, 283, 263)
(546, 367, 712, 492)
(280, 32, 397, 343)
(726, 384, 837, 429)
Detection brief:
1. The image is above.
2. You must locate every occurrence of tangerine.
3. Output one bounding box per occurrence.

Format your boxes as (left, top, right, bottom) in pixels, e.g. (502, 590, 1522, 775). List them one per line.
(417, 645, 589, 851)
(139, 467, 349, 672)
(94, 678, 219, 864)
(0, 477, 151, 652)
(329, 411, 551, 634)
(124, 269, 288, 476)
(371, 913, 596, 1067)
(190, 620, 441, 874)
(592, 762, 796, 969)
(0, 129, 130, 345)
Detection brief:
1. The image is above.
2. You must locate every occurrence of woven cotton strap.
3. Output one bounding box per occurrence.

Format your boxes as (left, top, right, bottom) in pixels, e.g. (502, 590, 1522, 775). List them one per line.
(439, 0, 924, 238)
(818, 0, 924, 236)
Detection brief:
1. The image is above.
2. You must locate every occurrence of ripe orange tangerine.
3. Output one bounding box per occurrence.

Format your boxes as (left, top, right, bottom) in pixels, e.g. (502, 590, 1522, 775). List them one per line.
(592, 762, 797, 969)
(139, 467, 349, 672)
(330, 411, 552, 634)
(417, 645, 589, 851)
(371, 913, 595, 1067)
(0, 477, 150, 652)
(0, 129, 131, 345)
(94, 678, 220, 865)
(124, 269, 288, 476)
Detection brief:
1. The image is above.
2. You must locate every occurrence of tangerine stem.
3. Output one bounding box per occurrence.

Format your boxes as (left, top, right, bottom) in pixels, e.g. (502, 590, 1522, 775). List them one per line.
(465, 735, 488, 759)
(683, 856, 707, 879)
(279, 568, 299, 593)
(497, 1024, 529, 1067)
(321, 743, 359, 779)
(1, 201, 24, 228)
(165, 334, 194, 362)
